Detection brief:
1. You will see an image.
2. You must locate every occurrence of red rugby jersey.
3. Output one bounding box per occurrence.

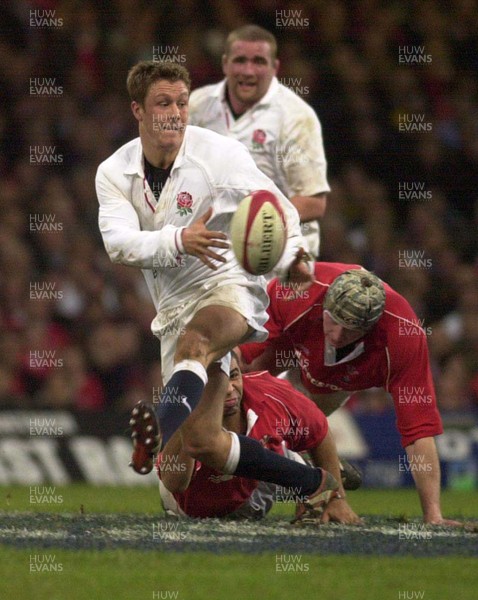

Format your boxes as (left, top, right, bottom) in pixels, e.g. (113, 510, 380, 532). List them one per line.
(241, 262, 443, 447)
(158, 371, 328, 518)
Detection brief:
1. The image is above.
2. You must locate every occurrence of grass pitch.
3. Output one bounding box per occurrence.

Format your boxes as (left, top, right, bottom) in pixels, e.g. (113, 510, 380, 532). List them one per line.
(1, 551, 476, 600)
(2, 484, 477, 518)
(0, 486, 477, 600)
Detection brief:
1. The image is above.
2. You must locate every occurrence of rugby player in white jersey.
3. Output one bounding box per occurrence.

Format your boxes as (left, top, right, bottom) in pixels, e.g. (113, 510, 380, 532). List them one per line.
(189, 24, 330, 258)
(95, 60, 343, 522)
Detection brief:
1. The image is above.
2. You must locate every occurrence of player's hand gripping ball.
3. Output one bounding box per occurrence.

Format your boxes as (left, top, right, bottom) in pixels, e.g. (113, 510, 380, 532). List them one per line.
(230, 190, 287, 275)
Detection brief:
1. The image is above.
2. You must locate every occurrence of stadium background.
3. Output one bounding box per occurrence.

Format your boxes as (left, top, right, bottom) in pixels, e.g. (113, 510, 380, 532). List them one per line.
(0, 0, 477, 489)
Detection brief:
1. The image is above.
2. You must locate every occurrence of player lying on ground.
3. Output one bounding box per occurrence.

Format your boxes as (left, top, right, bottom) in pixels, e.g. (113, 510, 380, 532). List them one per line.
(158, 353, 362, 523)
(96, 60, 341, 520)
(240, 262, 461, 526)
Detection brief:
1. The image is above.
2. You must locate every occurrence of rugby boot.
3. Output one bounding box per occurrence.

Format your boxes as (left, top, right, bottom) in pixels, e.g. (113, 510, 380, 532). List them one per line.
(129, 402, 161, 475)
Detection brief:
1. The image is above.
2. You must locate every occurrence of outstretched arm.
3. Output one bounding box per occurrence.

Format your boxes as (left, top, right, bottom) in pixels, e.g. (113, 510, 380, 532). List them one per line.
(308, 431, 363, 525)
(239, 344, 284, 375)
(405, 436, 460, 526)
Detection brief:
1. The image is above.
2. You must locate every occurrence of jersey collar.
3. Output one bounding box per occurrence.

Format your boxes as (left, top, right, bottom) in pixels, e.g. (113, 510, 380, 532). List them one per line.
(124, 133, 188, 177)
(324, 340, 365, 366)
(256, 76, 279, 107)
(245, 408, 259, 436)
(219, 77, 279, 115)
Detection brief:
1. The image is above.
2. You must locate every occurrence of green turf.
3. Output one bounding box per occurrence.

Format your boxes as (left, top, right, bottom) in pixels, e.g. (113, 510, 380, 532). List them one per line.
(1, 486, 477, 599)
(2, 484, 477, 520)
(0, 550, 475, 600)
(1, 483, 162, 515)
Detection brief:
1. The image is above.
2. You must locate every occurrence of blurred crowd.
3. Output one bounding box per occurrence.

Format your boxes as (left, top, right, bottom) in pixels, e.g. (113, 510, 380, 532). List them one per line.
(0, 0, 477, 415)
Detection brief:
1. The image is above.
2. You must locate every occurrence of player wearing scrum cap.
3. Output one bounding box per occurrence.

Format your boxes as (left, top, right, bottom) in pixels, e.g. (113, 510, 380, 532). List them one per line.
(240, 262, 461, 526)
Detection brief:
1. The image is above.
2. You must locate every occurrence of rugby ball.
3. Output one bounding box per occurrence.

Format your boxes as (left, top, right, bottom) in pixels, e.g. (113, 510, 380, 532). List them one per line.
(230, 190, 287, 275)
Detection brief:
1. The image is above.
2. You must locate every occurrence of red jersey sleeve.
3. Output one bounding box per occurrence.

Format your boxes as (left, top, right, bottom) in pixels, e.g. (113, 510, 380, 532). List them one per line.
(385, 310, 443, 447)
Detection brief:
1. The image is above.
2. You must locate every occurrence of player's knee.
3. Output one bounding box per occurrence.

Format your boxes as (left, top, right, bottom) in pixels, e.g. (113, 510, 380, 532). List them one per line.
(182, 429, 217, 461)
(160, 472, 189, 494)
(182, 441, 210, 461)
(174, 328, 211, 364)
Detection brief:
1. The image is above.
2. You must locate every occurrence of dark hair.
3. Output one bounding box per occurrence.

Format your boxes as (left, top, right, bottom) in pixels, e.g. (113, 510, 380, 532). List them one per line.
(224, 24, 278, 61)
(126, 61, 191, 106)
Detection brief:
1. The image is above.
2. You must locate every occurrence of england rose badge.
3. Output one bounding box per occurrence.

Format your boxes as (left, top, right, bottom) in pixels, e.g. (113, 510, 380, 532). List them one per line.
(252, 129, 267, 150)
(176, 191, 193, 217)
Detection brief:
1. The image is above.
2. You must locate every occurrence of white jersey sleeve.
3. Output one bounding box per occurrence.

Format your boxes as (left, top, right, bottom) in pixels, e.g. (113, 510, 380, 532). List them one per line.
(96, 160, 183, 269)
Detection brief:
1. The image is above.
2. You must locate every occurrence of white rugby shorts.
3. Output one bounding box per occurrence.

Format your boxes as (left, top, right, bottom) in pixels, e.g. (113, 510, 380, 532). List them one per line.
(154, 282, 269, 384)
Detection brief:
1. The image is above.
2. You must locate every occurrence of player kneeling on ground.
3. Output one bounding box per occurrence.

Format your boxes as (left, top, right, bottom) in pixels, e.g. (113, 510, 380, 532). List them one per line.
(157, 353, 362, 524)
(241, 262, 462, 526)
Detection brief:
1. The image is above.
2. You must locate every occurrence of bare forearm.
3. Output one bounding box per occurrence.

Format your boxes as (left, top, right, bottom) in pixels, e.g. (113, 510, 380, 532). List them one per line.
(308, 431, 362, 524)
(405, 436, 442, 523)
(308, 431, 346, 498)
(290, 193, 327, 222)
(241, 346, 283, 376)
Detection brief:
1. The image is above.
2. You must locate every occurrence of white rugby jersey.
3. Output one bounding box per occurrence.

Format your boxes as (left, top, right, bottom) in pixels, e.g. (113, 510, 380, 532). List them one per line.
(189, 77, 330, 257)
(96, 126, 307, 326)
